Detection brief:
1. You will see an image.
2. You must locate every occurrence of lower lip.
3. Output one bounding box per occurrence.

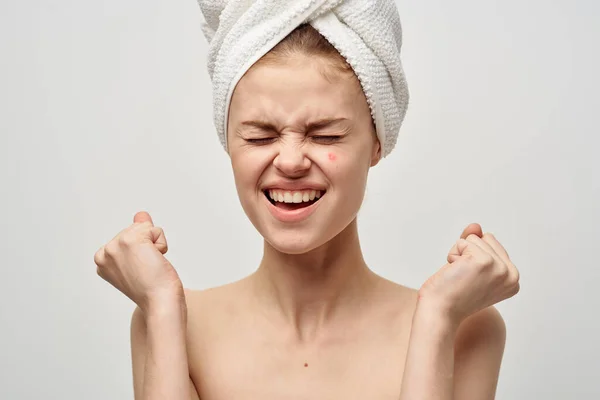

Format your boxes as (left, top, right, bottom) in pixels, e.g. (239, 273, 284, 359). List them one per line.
(264, 193, 323, 223)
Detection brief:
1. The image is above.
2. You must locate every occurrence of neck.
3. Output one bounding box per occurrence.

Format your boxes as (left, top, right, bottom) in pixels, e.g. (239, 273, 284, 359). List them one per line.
(250, 218, 378, 342)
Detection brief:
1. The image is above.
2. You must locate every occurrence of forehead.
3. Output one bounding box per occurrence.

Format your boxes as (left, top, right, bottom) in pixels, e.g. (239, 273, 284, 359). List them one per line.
(229, 57, 364, 125)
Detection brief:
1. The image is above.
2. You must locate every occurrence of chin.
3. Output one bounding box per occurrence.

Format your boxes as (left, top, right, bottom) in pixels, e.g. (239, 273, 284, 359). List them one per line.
(264, 230, 325, 255)
(261, 216, 354, 255)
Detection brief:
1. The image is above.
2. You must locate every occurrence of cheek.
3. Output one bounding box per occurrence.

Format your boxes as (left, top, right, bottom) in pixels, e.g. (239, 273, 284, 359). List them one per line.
(330, 151, 369, 189)
(319, 151, 364, 186)
(231, 150, 269, 189)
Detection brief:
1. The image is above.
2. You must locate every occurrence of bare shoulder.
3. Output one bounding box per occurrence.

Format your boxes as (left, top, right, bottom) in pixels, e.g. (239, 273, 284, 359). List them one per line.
(371, 275, 420, 319)
(182, 279, 253, 380)
(129, 282, 243, 341)
(371, 276, 506, 339)
(455, 306, 506, 347)
(183, 282, 239, 312)
(375, 277, 506, 345)
(183, 279, 250, 325)
(452, 306, 507, 397)
(184, 280, 244, 300)
(359, 275, 421, 345)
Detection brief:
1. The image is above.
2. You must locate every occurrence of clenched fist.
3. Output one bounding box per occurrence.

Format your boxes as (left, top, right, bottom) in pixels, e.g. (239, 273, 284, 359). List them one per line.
(419, 223, 521, 325)
(94, 211, 184, 313)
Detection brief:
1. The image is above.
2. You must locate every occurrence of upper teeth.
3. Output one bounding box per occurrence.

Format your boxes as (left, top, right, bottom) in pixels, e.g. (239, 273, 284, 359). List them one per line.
(268, 189, 322, 203)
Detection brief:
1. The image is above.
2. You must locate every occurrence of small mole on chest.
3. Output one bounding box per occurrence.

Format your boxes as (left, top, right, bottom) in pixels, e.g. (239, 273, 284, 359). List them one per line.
(304, 363, 308, 367)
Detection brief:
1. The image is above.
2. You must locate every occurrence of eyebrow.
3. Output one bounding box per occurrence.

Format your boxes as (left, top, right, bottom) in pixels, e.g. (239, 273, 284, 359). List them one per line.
(240, 117, 349, 131)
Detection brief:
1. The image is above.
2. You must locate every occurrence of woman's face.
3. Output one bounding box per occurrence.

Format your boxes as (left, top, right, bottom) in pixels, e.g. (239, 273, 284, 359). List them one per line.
(227, 54, 381, 254)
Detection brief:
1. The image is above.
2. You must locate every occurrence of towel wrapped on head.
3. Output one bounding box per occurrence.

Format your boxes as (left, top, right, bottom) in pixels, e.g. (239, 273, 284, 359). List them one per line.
(196, 0, 409, 158)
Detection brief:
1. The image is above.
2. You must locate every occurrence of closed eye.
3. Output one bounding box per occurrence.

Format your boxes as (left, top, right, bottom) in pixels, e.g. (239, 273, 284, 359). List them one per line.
(312, 135, 343, 143)
(245, 137, 276, 145)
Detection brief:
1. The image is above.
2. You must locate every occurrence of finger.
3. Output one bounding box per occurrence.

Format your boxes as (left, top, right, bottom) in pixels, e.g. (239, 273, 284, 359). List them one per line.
(457, 235, 493, 261)
(465, 233, 501, 258)
(460, 223, 482, 240)
(448, 223, 483, 263)
(447, 241, 461, 263)
(482, 233, 520, 287)
(448, 225, 484, 262)
(150, 227, 169, 254)
(464, 233, 507, 270)
(134, 211, 154, 226)
(481, 232, 510, 262)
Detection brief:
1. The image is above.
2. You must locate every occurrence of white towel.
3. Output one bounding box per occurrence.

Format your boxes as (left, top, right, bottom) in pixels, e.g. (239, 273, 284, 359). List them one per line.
(196, 0, 409, 157)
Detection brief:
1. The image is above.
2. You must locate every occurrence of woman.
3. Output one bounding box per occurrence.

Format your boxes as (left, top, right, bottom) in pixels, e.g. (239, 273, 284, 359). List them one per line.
(94, 23, 520, 400)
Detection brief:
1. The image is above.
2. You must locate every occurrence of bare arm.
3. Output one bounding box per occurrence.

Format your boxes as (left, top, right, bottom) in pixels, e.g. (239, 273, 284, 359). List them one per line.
(130, 296, 200, 400)
(399, 301, 506, 400)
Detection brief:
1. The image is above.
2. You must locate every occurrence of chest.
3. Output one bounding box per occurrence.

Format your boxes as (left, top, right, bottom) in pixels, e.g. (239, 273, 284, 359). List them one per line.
(190, 326, 410, 399)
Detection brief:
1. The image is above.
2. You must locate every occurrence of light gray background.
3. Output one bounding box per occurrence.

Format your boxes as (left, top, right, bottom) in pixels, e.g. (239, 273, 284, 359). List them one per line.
(1, 0, 598, 399)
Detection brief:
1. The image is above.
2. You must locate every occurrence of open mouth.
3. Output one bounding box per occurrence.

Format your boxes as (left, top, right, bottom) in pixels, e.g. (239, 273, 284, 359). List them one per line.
(264, 189, 325, 211)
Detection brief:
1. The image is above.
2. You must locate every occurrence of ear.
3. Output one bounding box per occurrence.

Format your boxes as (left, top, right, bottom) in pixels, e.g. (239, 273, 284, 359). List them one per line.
(370, 138, 382, 167)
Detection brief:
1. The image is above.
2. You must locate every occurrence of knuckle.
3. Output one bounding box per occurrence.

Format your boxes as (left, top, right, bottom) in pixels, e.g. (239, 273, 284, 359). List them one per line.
(93, 248, 104, 266)
(494, 265, 510, 282)
(118, 232, 136, 247)
(509, 271, 520, 286)
(513, 266, 520, 282)
(511, 277, 520, 289)
(511, 282, 521, 295)
(104, 241, 119, 257)
(480, 253, 495, 268)
(117, 234, 127, 246)
(463, 252, 476, 263)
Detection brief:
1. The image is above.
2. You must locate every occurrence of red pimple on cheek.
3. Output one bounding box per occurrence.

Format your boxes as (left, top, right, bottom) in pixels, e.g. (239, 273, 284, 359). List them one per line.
(328, 152, 337, 161)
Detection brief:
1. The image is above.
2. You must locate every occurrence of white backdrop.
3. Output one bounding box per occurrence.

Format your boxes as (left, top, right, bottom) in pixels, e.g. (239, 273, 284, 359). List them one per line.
(1, 0, 598, 398)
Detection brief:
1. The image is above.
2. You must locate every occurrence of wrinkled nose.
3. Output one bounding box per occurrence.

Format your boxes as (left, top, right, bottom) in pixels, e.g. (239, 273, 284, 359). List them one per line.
(273, 140, 311, 177)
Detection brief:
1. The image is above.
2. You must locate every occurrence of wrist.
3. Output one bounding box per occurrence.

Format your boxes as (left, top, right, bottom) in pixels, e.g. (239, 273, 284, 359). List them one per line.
(143, 289, 187, 320)
(414, 296, 461, 334)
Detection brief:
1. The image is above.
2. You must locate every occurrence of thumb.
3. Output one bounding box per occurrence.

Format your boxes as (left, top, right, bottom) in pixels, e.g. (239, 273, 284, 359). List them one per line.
(150, 226, 169, 254)
(447, 223, 481, 262)
(134, 211, 154, 226)
(447, 236, 480, 264)
(460, 222, 482, 240)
